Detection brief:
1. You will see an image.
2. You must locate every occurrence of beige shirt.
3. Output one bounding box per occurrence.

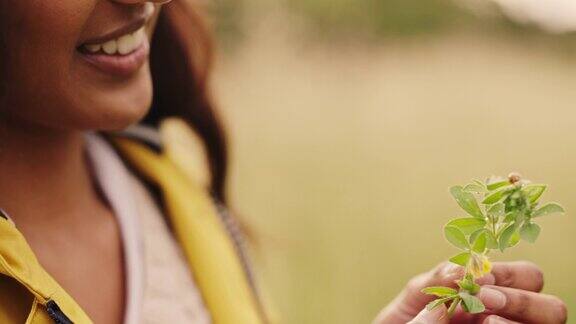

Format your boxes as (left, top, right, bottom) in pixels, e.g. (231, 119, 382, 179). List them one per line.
(86, 134, 211, 324)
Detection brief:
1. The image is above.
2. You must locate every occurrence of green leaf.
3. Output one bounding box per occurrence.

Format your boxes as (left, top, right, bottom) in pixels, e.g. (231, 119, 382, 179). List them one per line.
(447, 297, 461, 317)
(488, 203, 505, 220)
(450, 186, 484, 219)
(458, 276, 480, 294)
(446, 218, 487, 235)
(463, 183, 486, 193)
(471, 229, 497, 249)
(472, 232, 487, 253)
(523, 184, 547, 203)
(449, 252, 471, 266)
(498, 224, 517, 251)
(422, 286, 458, 297)
(469, 228, 485, 243)
(487, 179, 510, 191)
(533, 203, 565, 218)
(426, 296, 454, 311)
(504, 212, 517, 223)
(509, 231, 521, 247)
(459, 292, 486, 314)
(486, 231, 499, 249)
(482, 186, 512, 205)
(520, 222, 541, 243)
(444, 226, 470, 249)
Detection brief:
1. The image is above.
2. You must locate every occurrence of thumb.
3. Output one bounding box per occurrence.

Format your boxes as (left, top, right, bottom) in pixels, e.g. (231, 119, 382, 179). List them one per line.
(407, 305, 449, 324)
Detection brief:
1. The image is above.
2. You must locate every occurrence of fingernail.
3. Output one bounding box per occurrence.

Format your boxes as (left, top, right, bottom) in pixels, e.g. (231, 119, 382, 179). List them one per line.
(486, 315, 508, 324)
(478, 287, 507, 310)
(409, 304, 447, 324)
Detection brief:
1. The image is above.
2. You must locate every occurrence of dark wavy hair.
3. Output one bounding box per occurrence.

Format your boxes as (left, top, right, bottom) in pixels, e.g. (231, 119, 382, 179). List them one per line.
(145, 1, 228, 203)
(0, 2, 228, 200)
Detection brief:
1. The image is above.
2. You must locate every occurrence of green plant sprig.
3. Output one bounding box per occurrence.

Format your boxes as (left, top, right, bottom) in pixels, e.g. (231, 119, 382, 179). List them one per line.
(422, 173, 565, 316)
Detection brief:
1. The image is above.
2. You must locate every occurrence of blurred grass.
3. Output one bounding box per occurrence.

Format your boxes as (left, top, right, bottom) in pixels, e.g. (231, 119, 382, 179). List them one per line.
(209, 2, 576, 323)
(285, 0, 472, 38)
(210, 0, 576, 49)
(209, 0, 246, 50)
(211, 0, 474, 40)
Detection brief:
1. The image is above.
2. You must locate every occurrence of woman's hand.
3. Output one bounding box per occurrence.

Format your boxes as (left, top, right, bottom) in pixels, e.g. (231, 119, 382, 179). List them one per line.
(373, 261, 567, 324)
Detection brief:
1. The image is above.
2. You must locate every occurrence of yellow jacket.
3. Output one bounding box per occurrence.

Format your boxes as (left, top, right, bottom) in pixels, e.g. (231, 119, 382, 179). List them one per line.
(0, 119, 266, 324)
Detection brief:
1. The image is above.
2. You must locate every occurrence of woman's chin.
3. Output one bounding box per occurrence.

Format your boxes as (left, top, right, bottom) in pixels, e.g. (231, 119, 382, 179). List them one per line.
(98, 109, 149, 131)
(96, 100, 152, 131)
(86, 72, 153, 131)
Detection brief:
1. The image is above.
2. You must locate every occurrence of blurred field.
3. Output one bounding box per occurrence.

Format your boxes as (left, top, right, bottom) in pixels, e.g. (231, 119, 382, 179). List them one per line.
(211, 4, 576, 324)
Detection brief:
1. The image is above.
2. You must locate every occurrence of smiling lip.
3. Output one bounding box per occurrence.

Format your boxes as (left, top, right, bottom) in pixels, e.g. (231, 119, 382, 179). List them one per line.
(77, 13, 153, 78)
(79, 41, 149, 78)
(81, 17, 148, 46)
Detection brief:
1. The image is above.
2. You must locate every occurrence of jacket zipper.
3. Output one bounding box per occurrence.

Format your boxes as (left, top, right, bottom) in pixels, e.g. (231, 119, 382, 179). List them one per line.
(45, 300, 73, 324)
(0, 208, 9, 220)
(214, 200, 269, 323)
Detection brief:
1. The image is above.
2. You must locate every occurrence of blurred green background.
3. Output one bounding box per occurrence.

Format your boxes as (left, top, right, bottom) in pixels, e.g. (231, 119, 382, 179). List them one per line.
(207, 1, 576, 323)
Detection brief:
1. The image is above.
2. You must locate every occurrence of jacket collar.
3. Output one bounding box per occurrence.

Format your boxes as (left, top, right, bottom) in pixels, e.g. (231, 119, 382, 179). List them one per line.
(111, 126, 266, 324)
(0, 218, 92, 323)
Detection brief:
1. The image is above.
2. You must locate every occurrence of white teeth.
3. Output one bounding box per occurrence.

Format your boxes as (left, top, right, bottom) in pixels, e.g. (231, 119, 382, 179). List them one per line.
(117, 34, 135, 55)
(85, 44, 102, 53)
(102, 40, 117, 55)
(83, 26, 146, 55)
(133, 28, 145, 45)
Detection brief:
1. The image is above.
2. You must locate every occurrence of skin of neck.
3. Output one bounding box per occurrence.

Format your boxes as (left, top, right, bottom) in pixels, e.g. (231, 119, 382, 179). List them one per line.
(0, 115, 104, 234)
(0, 112, 127, 324)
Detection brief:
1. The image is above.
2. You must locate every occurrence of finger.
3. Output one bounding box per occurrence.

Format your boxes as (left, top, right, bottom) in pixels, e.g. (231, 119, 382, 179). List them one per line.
(477, 287, 507, 312)
(402, 260, 543, 315)
(407, 305, 449, 324)
(400, 263, 466, 313)
(482, 315, 522, 324)
(450, 310, 477, 323)
(373, 263, 465, 323)
(402, 262, 496, 314)
(483, 285, 567, 324)
(490, 261, 544, 292)
(449, 289, 508, 324)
